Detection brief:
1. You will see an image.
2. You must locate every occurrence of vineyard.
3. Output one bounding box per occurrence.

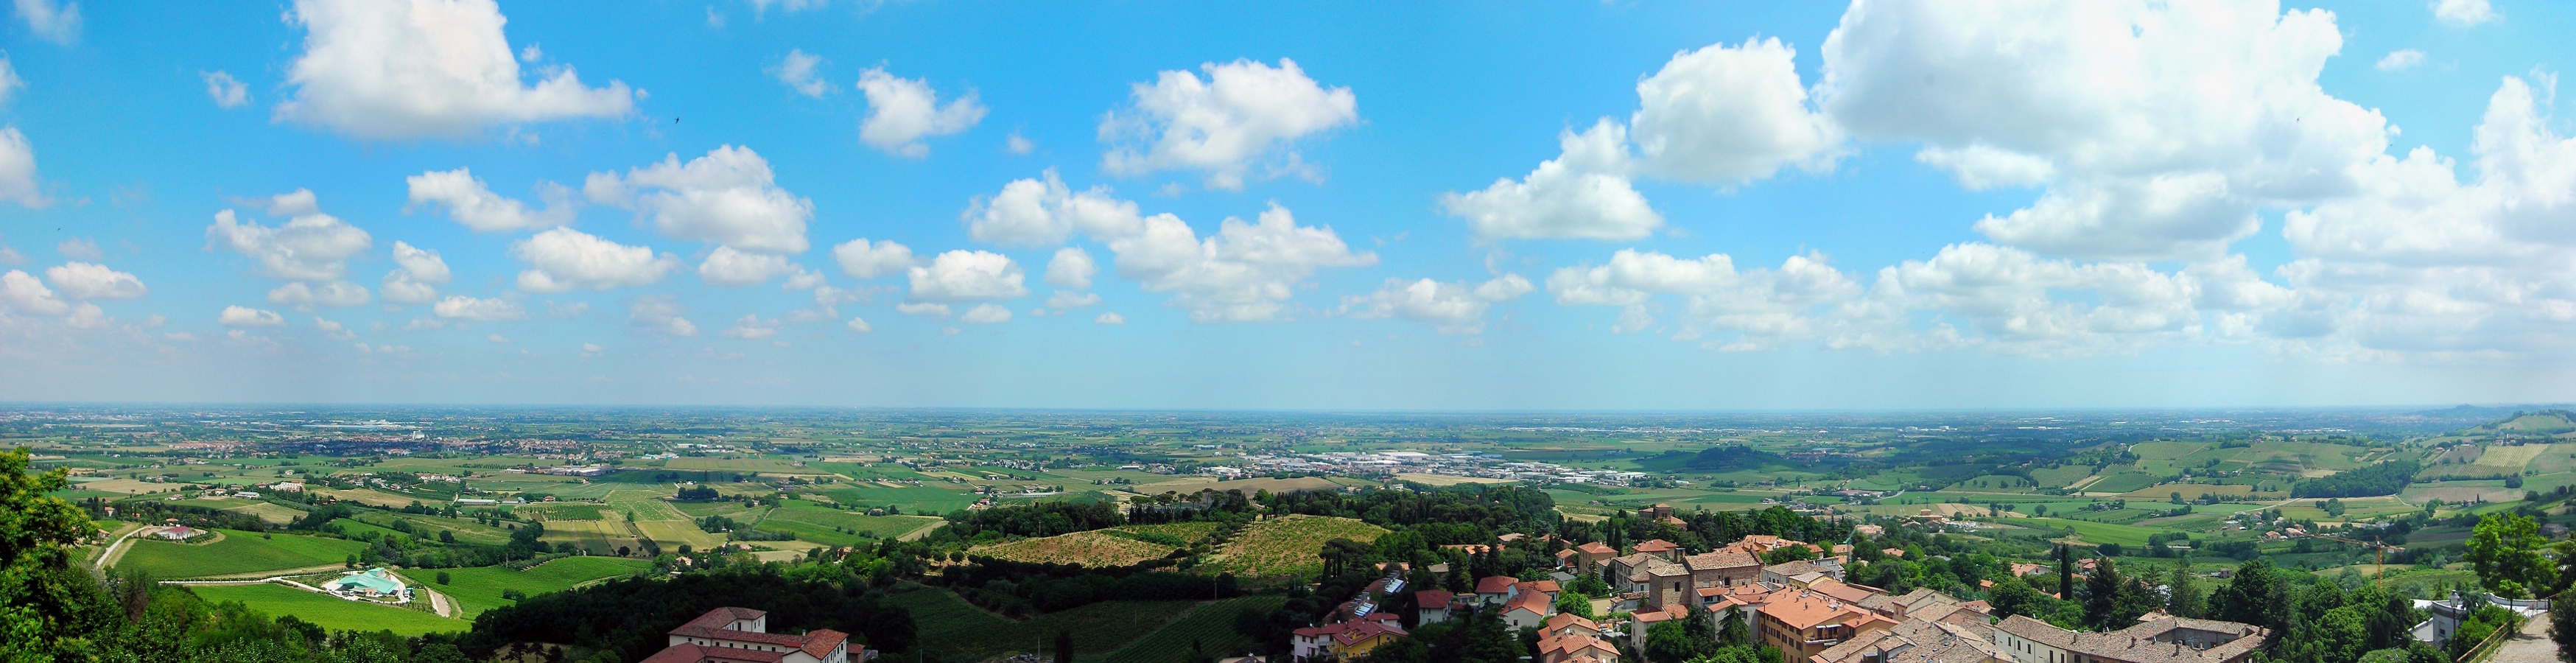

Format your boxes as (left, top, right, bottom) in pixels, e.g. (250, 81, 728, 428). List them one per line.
(1199, 515, 1386, 580)
(1101, 595, 1286, 663)
(968, 530, 1179, 567)
(1114, 521, 1222, 544)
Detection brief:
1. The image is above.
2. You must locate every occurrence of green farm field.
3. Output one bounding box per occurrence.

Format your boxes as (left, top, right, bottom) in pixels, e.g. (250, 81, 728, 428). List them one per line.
(120, 530, 366, 578)
(185, 583, 466, 636)
(409, 556, 649, 617)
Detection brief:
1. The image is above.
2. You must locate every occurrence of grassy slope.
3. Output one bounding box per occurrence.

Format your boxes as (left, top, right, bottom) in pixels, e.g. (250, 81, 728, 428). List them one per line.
(411, 556, 650, 617)
(121, 530, 367, 578)
(186, 583, 466, 636)
(1098, 595, 1287, 663)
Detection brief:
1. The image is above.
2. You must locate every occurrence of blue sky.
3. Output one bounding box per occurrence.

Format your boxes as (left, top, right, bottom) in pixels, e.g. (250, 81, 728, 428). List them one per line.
(0, 0, 2571, 410)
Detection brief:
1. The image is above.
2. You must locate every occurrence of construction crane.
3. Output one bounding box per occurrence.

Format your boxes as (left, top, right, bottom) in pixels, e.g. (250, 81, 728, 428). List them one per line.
(2289, 530, 2404, 586)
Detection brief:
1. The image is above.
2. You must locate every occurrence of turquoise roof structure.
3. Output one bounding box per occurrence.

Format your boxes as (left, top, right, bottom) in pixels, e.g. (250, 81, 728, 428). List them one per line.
(324, 568, 406, 594)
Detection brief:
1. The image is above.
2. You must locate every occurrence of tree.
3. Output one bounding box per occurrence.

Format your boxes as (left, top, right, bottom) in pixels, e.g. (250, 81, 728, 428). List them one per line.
(2165, 563, 2207, 620)
(2466, 513, 2553, 597)
(2554, 589, 2576, 663)
(1054, 630, 1074, 663)
(2083, 557, 2155, 629)
(437, 570, 452, 585)
(0, 446, 103, 663)
(1987, 575, 2052, 620)
(2057, 544, 2075, 597)
(1555, 591, 1595, 619)
(1645, 619, 1717, 663)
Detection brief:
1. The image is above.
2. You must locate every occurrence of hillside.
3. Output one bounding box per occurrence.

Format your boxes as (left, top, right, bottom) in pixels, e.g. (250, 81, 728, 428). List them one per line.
(1198, 515, 1386, 580)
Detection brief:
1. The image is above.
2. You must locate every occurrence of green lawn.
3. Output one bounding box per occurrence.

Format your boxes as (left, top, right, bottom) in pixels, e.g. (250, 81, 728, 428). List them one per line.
(186, 583, 466, 636)
(120, 530, 367, 578)
(886, 586, 1198, 660)
(408, 556, 650, 617)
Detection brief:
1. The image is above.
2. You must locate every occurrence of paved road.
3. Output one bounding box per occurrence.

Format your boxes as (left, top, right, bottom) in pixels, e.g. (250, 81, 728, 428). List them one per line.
(2487, 614, 2559, 663)
(93, 526, 158, 572)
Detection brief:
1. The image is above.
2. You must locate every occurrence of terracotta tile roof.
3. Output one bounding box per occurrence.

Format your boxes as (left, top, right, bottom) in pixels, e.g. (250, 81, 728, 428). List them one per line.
(1761, 589, 1887, 631)
(1523, 580, 1562, 593)
(1687, 550, 1761, 572)
(638, 644, 787, 663)
(1543, 612, 1601, 634)
(667, 608, 814, 648)
(1635, 539, 1680, 552)
(1414, 590, 1456, 608)
(1331, 620, 1408, 647)
(1578, 541, 1617, 555)
(1629, 558, 1690, 582)
(1476, 575, 1520, 594)
(797, 630, 847, 660)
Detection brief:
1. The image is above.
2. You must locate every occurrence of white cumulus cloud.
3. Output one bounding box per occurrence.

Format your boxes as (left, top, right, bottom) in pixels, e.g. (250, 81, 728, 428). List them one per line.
(720, 314, 780, 339)
(1440, 120, 1660, 240)
(856, 66, 986, 158)
(1099, 58, 1357, 190)
(0, 127, 46, 208)
(1629, 37, 1844, 184)
(204, 192, 373, 281)
(43, 262, 146, 300)
(510, 228, 678, 292)
(906, 250, 1026, 303)
(407, 167, 575, 232)
(2376, 49, 2425, 72)
(1340, 274, 1533, 334)
(2432, 0, 2497, 27)
(276, 0, 634, 139)
(830, 237, 916, 278)
(1045, 247, 1096, 290)
(0, 268, 67, 315)
(267, 281, 371, 309)
(585, 145, 812, 253)
(14, 0, 78, 45)
(432, 294, 522, 321)
(202, 71, 250, 108)
(771, 49, 827, 97)
(218, 305, 284, 326)
(625, 295, 695, 337)
(959, 303, 1011, 324)
(698, 246, 798, 287)
(382, 241, 452, 304)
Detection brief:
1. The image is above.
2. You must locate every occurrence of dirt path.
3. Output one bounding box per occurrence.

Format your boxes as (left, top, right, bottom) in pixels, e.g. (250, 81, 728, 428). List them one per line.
(421, 586, 455, 618)
(2484, 614, 2558, 663)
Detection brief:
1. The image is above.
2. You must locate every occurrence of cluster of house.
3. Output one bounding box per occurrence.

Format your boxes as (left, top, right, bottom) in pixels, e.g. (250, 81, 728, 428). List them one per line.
(1285, 528, 2270, 663)
(640, 607, 860, 663)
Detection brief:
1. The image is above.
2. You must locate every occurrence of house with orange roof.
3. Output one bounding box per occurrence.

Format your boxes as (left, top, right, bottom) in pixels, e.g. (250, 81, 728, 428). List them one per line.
(1755, 589, 1898, 663)
(1627, 558, 1694, 608)
(1414, 589, 1461, 625)
(1500, 590, 1556, 629)
(1475, 575, 1521, 605)
(1540, 613, 1603, 641)
(1633, 539, 1683, 561)
(1561, 541, 1618, 572)
(642, 607, 856, 663)
(1627, 604, 1695, 650)
(1538, 631, 1621, 663)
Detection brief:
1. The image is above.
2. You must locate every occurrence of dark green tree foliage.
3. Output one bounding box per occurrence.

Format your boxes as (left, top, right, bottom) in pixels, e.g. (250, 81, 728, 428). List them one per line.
(1359, 609, 1526, 663)
(455, 568, 915, 662)
(2080, 557, 2159, 630)
(2211, 560, 2289, 639)
(2551, 591, 2576, 663)
(675, 486, 719, 500)
(2292, 460, 2421, 498)
(936, 557, 1238, 614)
(944, 500, 1126, 539)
